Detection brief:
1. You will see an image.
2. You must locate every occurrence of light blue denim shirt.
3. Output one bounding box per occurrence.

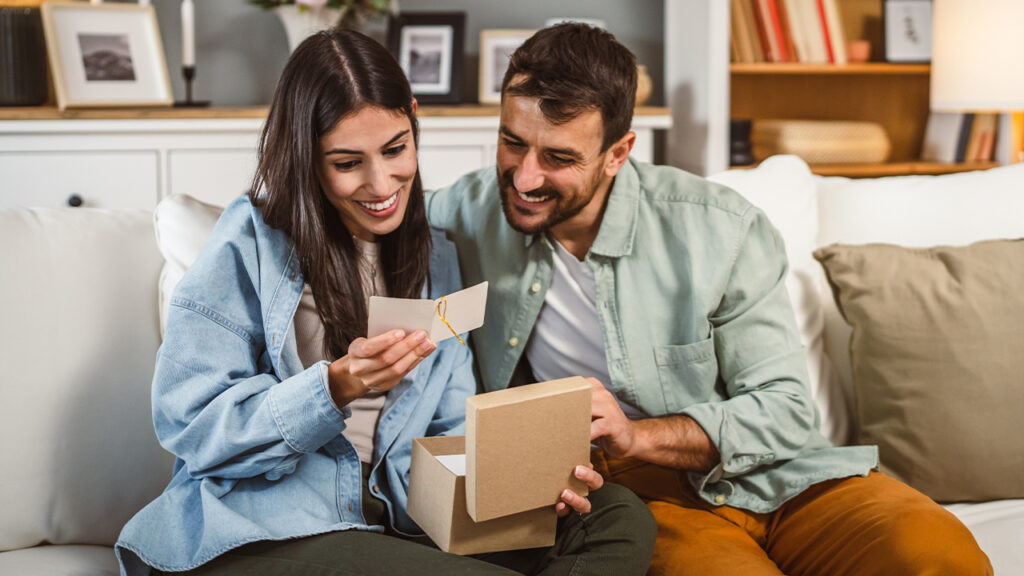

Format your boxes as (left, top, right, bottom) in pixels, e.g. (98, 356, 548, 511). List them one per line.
(425, 159, 877, 514)
(115, 196, 474, 575)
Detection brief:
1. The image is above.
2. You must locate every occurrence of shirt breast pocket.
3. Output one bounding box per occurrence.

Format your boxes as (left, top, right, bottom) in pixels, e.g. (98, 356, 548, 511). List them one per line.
(653, 336, 719, 413)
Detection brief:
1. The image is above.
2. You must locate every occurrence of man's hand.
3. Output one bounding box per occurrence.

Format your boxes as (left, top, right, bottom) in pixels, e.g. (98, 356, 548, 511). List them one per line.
(589, 377, 638, 459)
(588, 377, 721, 472)
(327, 329, 436, 408)
(555, 465, 604, 517)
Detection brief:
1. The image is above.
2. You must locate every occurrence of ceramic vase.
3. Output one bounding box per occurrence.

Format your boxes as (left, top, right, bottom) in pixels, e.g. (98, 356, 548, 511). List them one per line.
(274, 5, 344, 52)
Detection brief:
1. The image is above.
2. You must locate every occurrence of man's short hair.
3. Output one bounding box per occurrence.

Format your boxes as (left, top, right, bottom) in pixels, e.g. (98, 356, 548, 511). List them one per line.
(502, 23, 637, 152)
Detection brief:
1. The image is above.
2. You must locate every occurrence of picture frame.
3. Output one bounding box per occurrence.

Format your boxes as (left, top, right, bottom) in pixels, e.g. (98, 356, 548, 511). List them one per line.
(883, 0, 933, 63)
(40, 2, 172, 110)
(478, 29, 535, 105)
(388, 12, 465, 105)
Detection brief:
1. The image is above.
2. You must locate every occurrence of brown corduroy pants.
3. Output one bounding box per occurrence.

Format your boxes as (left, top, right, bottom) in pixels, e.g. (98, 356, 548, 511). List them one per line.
(591, 450, 992, 576)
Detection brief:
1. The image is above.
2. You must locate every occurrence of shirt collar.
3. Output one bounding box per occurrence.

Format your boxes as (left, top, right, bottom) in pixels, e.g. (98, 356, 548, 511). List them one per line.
(588, 158, 640, 258)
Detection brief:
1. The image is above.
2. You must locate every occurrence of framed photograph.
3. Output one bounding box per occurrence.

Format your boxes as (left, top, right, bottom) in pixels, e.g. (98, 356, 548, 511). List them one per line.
(40, 2, 172, 110)
(388, 12, 465, 105)
(884, 0, 933, 63)
(478, 29, 535, 105)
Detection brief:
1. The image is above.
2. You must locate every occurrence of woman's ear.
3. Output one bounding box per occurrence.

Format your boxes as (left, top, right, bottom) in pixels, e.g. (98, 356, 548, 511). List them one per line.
(412, 98, 418, 114)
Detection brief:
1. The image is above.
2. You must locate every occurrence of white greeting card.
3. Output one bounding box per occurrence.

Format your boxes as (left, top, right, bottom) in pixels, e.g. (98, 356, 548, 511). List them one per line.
(367, 281, 488, 343)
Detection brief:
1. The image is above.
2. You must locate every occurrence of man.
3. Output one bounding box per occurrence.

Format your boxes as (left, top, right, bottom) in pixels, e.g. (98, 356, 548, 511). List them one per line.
(426, 23, 992, 576)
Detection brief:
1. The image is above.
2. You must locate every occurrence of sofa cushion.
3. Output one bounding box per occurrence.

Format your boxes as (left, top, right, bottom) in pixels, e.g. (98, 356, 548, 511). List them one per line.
(0, 207, 173, 551)
(154, 194, 224, 335)
(709, 155, 849, 445)
(945, 499, 1024, 576)
(814, 239, 1024, 502)
(815, 162, 1024, 442)
(0, 544, 119, 576)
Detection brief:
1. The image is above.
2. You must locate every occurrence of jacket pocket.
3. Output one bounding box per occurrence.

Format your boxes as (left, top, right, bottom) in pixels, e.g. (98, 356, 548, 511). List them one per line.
(654, 336, 718, 413)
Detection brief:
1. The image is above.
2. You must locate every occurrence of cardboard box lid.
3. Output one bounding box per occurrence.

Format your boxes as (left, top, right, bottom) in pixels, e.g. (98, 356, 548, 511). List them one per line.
(465, 376, 592, 522)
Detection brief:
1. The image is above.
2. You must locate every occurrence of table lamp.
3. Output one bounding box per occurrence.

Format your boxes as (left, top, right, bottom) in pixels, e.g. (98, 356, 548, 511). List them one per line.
(930, 0, 1024, 163)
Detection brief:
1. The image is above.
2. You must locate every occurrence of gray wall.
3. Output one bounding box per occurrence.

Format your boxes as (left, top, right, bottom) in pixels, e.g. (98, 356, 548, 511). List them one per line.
(146, 0, 664, 106)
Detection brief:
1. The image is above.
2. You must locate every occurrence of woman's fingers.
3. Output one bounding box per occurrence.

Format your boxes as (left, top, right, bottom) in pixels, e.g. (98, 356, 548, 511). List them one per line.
(349, 330, 436, 390)
(350, 329, 406, 358)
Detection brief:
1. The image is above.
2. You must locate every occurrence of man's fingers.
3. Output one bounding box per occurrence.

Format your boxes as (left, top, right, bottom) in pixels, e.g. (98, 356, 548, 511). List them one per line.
(560, 489, 592, 514)
(574, 465, 604, 491)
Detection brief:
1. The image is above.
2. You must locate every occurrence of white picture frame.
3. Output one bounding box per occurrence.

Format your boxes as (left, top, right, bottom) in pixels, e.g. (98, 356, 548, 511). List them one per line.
(40, 2, 172, 110)
(884, 0, 933, 63)
(478, 29, 535, 105)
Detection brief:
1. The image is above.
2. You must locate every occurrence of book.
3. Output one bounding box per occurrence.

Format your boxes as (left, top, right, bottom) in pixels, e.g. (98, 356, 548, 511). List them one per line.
(798, 0, 829, 63)
(821, 0, 848, 64)
(754, 0, 782, 62)
(766, 0, 791, 62)
(971, 113, 998, 162)
(954, 113, 975, 163)
(775, 0, 799, 63)
(731, 0, 757, 63)
(741, 0, 766, 62)
(920, 112, 963, 163)
(814, 0, 835, 63)
(781, 0, 809, 62)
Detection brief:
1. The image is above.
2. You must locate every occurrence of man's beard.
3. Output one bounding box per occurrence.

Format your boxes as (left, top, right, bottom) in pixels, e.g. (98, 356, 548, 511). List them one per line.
(497, 167, 595, 236)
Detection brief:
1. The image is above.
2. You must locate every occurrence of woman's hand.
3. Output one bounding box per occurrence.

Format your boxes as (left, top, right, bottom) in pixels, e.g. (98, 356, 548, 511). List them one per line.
(327, 329, 436, 408)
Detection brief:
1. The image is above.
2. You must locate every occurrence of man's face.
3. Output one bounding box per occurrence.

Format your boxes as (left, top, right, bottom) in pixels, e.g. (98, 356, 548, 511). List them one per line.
(496, 95, 612, 236)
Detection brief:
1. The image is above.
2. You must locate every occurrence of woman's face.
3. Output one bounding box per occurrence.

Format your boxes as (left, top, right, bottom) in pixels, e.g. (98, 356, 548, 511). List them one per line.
(317, 105, 417, 242)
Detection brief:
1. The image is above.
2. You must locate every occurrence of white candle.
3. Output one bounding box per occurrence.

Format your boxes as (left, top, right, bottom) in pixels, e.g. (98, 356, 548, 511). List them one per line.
(181, 0, 195, 68)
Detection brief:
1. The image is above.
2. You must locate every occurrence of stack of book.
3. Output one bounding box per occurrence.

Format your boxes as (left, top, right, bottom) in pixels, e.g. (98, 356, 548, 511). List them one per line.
(730, 0, 848, 64)
(921, 112, 1024, 165)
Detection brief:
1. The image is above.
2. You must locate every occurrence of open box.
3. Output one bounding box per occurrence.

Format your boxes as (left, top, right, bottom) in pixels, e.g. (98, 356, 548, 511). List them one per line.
(407, 377, 592, 555)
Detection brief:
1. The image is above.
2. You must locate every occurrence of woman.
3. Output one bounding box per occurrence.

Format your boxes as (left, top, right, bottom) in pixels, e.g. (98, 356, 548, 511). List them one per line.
(115, 29, 653, 576)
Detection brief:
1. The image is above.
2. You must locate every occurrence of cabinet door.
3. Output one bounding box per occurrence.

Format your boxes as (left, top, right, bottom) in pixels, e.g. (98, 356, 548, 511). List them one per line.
(0, 151, 158, 210)
(168, 149, 258, 208)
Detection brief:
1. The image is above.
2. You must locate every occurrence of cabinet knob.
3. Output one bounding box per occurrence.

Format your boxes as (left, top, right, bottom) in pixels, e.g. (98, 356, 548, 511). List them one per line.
(67, 194, 83, 207)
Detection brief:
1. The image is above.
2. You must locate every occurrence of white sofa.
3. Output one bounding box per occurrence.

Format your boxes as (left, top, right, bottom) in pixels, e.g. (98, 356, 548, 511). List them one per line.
(1, 156, 1022, 575)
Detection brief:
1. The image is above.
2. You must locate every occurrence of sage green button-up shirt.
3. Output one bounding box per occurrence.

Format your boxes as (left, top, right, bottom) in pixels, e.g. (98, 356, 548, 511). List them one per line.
(426, 159, 877, 513)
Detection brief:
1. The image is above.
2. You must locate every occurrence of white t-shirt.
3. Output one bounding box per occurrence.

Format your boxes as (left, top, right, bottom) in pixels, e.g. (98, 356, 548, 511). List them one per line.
(526, 238, 648, 420)
(294, 237, 387, 463)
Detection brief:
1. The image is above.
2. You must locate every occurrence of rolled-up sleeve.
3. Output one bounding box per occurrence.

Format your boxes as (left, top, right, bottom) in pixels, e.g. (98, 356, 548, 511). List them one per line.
(682, 206, 818, 486)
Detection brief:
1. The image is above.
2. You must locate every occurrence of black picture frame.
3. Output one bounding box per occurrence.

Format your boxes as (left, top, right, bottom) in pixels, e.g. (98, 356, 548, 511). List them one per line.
(883, 0, 933, 63)
(387, 11, 465, 105)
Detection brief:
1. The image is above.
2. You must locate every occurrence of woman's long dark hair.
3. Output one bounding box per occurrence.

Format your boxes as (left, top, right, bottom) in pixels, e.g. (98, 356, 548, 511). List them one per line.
(249, 28, 430, 359)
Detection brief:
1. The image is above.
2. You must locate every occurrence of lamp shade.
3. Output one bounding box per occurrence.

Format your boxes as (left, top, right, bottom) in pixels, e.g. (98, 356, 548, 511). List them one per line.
(930, 0, 1024, 111)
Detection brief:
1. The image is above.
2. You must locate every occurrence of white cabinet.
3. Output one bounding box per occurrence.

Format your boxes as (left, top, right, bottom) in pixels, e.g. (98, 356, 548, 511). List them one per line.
(0, 107, 671, 209)
(0, 151, 158, 210)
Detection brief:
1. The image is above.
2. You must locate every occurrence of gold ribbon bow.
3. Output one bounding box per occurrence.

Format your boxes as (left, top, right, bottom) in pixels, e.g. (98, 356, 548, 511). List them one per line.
(436, 297, 465, 345)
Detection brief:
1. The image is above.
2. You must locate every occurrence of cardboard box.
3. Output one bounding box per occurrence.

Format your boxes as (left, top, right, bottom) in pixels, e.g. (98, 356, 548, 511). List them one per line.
(407, 377, 592, 555)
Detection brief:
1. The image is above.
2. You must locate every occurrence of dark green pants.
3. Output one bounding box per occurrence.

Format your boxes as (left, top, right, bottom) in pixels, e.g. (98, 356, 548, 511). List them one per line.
(155, 479, 654, 576)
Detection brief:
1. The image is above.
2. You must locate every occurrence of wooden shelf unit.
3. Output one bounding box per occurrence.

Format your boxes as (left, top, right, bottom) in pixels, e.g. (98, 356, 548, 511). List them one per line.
(729, 0, 991, 178)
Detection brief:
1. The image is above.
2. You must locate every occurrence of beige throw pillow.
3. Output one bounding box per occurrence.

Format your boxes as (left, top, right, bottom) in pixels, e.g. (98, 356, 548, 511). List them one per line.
(814, 239, 1024, 502)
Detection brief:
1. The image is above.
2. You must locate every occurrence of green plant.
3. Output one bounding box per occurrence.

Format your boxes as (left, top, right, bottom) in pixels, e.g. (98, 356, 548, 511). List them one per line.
(248, 0, 394, 28)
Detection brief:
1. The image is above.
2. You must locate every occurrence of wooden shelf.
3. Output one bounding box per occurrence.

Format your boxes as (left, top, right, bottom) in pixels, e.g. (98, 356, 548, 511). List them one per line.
(731, 63, 930, 75)
(0, 105, 671, 121)
(806, 162, 999, 178)
(727, 0, 948, 173)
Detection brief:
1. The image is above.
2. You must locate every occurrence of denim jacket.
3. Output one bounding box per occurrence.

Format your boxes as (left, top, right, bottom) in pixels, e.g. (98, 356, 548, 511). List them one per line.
(115, 196, 475, 575)
(425, 160, 877, 514)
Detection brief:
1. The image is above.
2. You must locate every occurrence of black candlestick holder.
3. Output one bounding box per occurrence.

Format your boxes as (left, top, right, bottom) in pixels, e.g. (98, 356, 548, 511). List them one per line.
(174, 65, 210, 107)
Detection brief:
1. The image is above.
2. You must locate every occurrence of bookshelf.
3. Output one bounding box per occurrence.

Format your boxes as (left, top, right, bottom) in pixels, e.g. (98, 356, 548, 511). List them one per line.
(728, 0, 989, 177)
